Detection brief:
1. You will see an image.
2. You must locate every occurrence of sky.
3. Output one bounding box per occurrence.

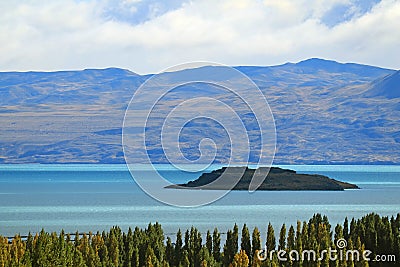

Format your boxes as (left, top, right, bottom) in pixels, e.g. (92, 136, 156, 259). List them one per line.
(0, 0, 399, 74)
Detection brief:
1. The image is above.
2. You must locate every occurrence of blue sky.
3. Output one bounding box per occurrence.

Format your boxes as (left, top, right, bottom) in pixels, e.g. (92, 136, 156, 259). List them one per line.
(0, 0, 399, 73)
(103, 0, 186, 25)
(321, 0, 381, 26)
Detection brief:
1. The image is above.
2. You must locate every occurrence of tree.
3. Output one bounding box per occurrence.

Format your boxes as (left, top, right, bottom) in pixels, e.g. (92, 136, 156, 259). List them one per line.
(206, 230, 213, 255)
(124, 227, 134, 267)
(266, 223, 276, 251)
(184, 230, 190, 255)
(318, 223, 330, 250)
(334, 224, 344, 242)
(73, 249, 85, 266)
(251, 227, 261, 262)
(233, 224, 239, 255)
(175, 229, 183, 266)
(188, 226, 202, 266)
(145, 246, 158, 267)
(131, 246, 140, 267)
(10, 234, 25, 265)
(108, 231, 120, 266)
(2, 213, 399, 267)
(334, 224, 347, 267)
(165, 237, 174, 267)
(344, 217, 349, 241)
(241, 224, 251, 264)
(181, 250, 190, 267)
(223, 230, 234, 266)
(224, 224, 239, 266)
(33, 229, 52, 266)
(146, 222, 165, 265)
(0, 235, 10, 266)
(99, 240, 110, 265)
(294, 221, 303, 267)
(199, 246, 216, 267)
(287, 225, 295, 251)
(355, 237, 369, 267)
(212, 228, 221, 263)
(231, 250, 249, 267)
(349, 218, 356, 244)
(317, 223, 330, 266)
(301, 221, 308, 249)
(278, 224, 286, 251)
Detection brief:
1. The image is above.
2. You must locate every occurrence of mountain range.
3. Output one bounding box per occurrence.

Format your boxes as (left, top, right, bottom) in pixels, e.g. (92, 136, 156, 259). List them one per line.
(0, 58, 399, 164)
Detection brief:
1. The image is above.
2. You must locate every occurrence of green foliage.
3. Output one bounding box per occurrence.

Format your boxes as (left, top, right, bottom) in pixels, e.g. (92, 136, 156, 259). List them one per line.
(165, 237, 174, 267)
(206, 230, 213, 256)
(240, 224, 251, 264)
(287, 225, 295, 251)
(212, 228, 221, 263)
(278, 224, 286, 251)
(0, 213, 398, 267)
(223, 224, 239, 266)
(174, 229, 183, 266)
(186, 226, 202, 266)
(266, 223, 276, 251)
(251, 227, 261, 262)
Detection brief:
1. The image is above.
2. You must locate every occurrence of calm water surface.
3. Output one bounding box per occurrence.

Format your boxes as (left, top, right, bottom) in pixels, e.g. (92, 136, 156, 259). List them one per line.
(0, 164, 399, 237)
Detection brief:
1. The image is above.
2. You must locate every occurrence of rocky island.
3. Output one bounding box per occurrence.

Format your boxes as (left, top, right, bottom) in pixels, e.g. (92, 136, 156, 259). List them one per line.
(165, 167, 359, 191)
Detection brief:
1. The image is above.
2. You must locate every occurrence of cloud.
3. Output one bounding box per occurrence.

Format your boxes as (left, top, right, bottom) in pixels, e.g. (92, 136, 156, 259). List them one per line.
(321, 0, 382, 26)
(0, 0, 398, 74)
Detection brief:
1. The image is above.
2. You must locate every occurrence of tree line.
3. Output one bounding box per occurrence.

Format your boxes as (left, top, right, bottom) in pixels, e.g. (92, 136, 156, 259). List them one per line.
(0, 212, 398, 266)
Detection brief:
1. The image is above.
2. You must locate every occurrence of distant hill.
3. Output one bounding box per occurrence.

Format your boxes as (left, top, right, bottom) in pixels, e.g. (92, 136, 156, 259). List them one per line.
(294, 58, 390, 76)
(0, 59, 399, 164)
(0, 68, 142, 106)
(365, 70, 400, 98)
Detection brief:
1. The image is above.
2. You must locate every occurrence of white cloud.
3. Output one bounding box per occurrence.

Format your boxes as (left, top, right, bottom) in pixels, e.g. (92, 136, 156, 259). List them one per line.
(0, 0, 398, 74)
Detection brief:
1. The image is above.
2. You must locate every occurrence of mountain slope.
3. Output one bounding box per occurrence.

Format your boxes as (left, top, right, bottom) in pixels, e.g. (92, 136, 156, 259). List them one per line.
(0, 59, 399, 164)
(365, 70, 400, 98)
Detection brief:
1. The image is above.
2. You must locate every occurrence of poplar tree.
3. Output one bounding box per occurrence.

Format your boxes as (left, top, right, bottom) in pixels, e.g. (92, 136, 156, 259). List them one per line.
(223, 229, 233, 266)
(294, 221, 303, 267)
(344, 217, 349, 241)
(301, 221, 308, 250)
(165, 237, 174, 267)
(266, 223, 276, 251)
(251, 227, 261, 261)
(278, 224, 286, 251)
(175, 229, 183, 266)
(240, 224, 251, 263)
(2, 212, 399, 267)
(131, 246, 140, 267)
(287, 225, 295, 251)
(233, 224, 239, 255)
(212, 228, 221, 263)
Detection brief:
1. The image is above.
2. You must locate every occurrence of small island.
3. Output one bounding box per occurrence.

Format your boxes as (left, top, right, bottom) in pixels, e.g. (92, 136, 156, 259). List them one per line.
(165, 166, 359, 191)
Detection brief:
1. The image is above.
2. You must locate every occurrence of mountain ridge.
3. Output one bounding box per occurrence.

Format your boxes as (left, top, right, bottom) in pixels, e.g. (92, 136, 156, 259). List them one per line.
(1, 58, 399, 164)
(366, 70, 400, 98)
(1, 58, 395, 76)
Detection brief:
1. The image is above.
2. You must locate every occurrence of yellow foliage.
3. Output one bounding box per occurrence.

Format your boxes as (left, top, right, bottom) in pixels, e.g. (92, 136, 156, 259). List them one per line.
(231, 250, 249, 267)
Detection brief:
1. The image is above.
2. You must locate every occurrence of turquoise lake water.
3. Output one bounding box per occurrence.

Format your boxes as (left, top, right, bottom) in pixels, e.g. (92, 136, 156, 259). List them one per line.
(0, 164, 399, 238)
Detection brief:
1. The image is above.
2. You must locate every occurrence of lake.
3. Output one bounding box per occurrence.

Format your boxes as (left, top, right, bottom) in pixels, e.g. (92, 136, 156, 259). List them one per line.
(0, 164, 399, 239)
